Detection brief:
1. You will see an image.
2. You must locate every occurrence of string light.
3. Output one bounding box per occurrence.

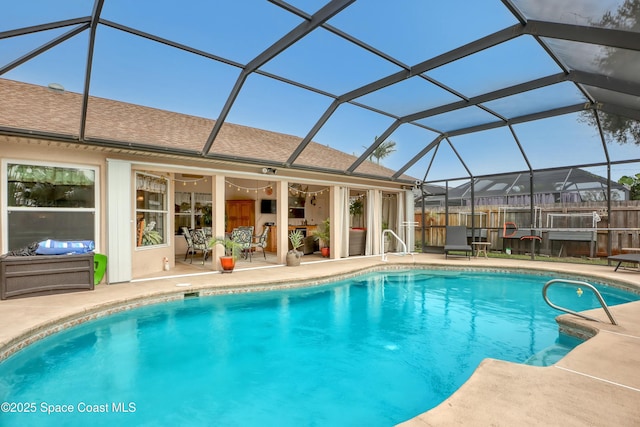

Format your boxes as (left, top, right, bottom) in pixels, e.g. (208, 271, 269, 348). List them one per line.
(226, 180, 275, 193)
(173, 178, 332, 197)
(224, 181, 330, 196)
(174, 176, 208, 185)
(287, 185, 329, 197)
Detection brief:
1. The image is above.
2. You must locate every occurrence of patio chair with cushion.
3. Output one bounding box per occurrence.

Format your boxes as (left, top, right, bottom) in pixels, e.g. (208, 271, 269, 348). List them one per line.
(182, 227, 211, 264)
(232, 226, 254, 261)
(444, 226, 472, 260)
(181, 227, 195, 262)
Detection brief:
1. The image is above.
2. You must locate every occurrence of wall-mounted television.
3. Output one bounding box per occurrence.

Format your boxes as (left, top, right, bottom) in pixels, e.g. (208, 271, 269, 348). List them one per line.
(260, 199, 276, 214)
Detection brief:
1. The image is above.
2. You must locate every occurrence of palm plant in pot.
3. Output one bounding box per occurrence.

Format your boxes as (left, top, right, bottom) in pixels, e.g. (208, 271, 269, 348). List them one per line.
(286, 229, 304, 267)
(313, 217, 330, 257)
(209, 236, 243, 273)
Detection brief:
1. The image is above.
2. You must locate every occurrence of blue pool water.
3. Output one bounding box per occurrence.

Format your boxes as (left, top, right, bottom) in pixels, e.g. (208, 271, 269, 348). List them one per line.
(0, 269, 638, 426)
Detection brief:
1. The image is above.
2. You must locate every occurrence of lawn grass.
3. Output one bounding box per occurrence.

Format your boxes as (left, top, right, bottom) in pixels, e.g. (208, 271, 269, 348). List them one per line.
(423, 245, 624, 267)
(486, 251, 610, 265)
(439, 249, 612, 266)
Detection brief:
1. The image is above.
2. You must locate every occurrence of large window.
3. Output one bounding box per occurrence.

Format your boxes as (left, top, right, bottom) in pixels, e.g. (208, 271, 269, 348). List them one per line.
(5, 162, 97, 250)
(136, 173, 168, 247)
(175, 192, 212, 234)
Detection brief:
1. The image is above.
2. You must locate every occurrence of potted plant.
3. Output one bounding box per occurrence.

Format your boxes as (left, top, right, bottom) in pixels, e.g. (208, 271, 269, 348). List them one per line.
(313, 217, 331, 257)
(286, 229, 304, 267)
(209, 236, 243, 273)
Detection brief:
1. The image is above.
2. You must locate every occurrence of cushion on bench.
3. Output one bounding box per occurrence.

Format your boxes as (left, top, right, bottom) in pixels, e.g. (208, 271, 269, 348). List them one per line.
(35, 239, 95, 255)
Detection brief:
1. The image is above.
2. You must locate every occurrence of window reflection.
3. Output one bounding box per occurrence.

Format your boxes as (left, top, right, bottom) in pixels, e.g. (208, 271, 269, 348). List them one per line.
(8, 164, 95, 208)
(6, 163, 97, 250)
(136, 173, 168, 247)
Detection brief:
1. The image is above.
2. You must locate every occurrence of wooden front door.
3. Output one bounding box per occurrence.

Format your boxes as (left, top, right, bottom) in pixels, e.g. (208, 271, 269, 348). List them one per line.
(225, 200, 255, 232)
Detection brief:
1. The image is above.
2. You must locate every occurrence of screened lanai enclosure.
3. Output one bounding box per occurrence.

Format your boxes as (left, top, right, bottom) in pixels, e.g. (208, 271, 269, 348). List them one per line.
(1, 0, 640, 262)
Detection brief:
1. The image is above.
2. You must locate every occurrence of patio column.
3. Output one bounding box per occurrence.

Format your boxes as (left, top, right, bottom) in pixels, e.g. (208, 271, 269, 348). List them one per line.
(276, 180, 289, 264)
(212, 174, 226, 265)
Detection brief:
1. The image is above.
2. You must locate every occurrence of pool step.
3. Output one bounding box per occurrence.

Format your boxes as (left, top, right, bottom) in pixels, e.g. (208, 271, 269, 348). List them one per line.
(524, 343, 573, 366)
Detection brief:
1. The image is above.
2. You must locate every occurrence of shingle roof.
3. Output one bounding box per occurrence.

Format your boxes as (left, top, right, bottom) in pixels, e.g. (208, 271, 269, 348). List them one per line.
(0, 78, 403, 179)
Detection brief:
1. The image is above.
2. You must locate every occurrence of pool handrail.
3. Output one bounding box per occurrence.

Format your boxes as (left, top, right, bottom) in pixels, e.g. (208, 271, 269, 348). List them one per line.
(381, 229, 411, 262)
(542, 279, 618, 325)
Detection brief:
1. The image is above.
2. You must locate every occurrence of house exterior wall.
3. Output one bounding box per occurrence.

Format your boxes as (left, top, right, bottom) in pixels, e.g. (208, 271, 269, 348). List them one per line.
(1, 136, 107, 258)
(2, 135, 406, 280)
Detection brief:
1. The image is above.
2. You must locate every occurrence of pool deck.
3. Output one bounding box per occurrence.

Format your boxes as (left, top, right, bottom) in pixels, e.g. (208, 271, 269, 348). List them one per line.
(1, 253, 639, 426)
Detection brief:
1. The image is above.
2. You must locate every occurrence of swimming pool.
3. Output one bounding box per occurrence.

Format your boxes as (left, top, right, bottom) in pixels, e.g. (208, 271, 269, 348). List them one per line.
(0, 269, 637, 426)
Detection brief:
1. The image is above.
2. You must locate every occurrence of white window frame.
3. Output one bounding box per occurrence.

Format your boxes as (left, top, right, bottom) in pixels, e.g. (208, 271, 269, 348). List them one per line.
(1, 159, 100, 253)
(135, 171, 169, 249)
(174, 191, 212, 233)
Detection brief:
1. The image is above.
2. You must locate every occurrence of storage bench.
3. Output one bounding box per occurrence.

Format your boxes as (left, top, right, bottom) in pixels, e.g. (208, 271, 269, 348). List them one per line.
(349, 228, 366, 256)
(0, 253, 94, 300)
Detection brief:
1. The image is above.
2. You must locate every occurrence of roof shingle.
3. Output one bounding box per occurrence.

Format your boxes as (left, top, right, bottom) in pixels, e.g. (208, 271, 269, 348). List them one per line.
(0, 78, 402, 179)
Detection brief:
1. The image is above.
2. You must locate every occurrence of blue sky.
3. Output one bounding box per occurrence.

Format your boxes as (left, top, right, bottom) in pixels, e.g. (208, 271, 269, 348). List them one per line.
(1, 0, 638, 182)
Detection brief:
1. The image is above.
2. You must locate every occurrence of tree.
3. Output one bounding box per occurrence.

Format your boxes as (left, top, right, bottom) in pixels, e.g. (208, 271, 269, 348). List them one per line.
(579, 111, 640, 145)
(579, 0, 640, 145)
(619, 173, 640, 200)
(363, 137, 397, 164)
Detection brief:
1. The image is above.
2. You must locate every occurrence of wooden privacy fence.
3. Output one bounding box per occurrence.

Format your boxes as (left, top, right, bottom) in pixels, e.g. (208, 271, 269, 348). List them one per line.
(412, 201, 640, 257)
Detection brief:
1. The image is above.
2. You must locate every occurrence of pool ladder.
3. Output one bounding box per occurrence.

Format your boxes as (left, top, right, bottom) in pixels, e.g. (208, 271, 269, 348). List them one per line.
(542, 279, 618, 325)
(381, 229, 413, 262)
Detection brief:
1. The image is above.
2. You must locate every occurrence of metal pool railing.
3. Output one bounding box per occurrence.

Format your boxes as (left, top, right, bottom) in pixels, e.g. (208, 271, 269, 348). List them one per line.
(381, 229, 413, 262)
(542, 279, 618, 325)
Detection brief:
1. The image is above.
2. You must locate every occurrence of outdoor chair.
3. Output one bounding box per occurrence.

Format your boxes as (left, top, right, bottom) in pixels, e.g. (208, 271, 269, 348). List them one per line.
(444, 226, 472, 260)
(182, 227, 211, 264)
(191, 229, 211, 264)
(251, 225, 270, 260)
(232, 226, 254, 261)
(201, 227, 212, 238)
(608, 253, 640, 271)
(181, 227, 195, 261)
